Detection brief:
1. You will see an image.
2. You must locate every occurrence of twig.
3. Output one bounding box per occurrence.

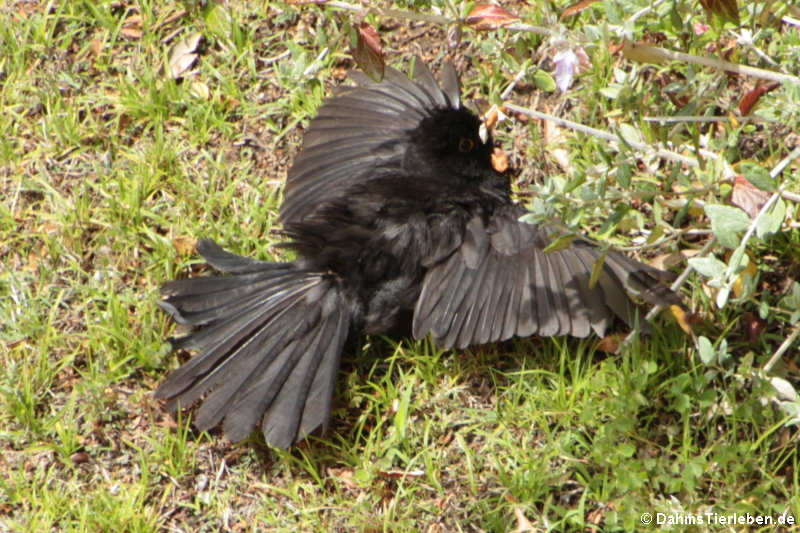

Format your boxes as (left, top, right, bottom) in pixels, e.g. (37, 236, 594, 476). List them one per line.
(625, 0, 667, 28)
(324, 0, 454, 25)
(644, 116, 728, 123)
(716, 145, 800, 307)
(504, 103, 700, 168)
(622, 42, 800, 85)
(503, 22, 555, 37)
(763, 325, 800, 374)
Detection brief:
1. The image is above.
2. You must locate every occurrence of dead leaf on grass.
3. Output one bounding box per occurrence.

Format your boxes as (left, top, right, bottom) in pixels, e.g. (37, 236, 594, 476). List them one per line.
(542, 119, 572, 173)
(121, 15, 143, 40)
(513, 505, 535, 532)
(172, 235, 196, 255)
(168, 32, 203, 79)
(327, 467, 359, 490)
(595, 333, 623, 353)
(379, 469, 424, 479)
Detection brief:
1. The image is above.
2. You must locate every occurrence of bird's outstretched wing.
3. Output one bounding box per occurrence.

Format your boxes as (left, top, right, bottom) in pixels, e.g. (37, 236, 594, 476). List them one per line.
(279, 59, 461, 225)
(412, 205, 679, 349)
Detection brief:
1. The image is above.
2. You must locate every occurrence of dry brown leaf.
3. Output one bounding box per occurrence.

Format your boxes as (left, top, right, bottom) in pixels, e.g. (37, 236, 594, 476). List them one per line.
(327, 467, 359, 490)
(731, 175, 771, 219)
(120, 27, 142, 40)
(89, 39, 103, 58)
(560, 0, 601, 20)
(121, 14, 143, 40)
(465, 4, 519, 31)
(513, 505, 535, 532)
(738, 82, 780, 115)
(168, 32, 203, 79)
(172, 235, 196, 255)
(484, 107, 499, 131)
(351, 22, 384, 82)
(378, 469, 424, 479)
(595, 334, 623, 353)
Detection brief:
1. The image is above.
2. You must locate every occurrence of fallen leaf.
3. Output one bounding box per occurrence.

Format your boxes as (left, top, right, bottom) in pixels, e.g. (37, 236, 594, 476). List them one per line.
(738, 82, 781, 115)
(379, 469, 424, 479)
(121, 27, 142, 39)
(542, 119, 572, 172)
(513, 505, 535, 532)
(327, 467, 359, 490)
(484, 107, 499, 131)
(71, 451, 90, 465)
(465, 4, 519, 31)
(607, 41, 625, 55)
(650, 252, 684, 270)
(89, 39, 103, 59)
(731, 175, 771, 219)
(351, 22, 384, 82)
(670, 305, 693, 334)
(560, 0, 601, 20)
(168, 32, 203, 79)
(189, 80, 210, 100)
(173, 235, 196, 255)
(595, 333, 623, 353)
(447, 23, 462, 48)
(121, 14, 143, 40)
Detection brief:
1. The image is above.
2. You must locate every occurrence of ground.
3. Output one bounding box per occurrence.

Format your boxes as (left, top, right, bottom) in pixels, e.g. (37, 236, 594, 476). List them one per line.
(2, 1, 800, 531)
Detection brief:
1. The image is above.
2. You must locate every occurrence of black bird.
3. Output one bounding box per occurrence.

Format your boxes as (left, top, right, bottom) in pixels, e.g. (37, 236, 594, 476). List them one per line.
(155, 59, 679, 449)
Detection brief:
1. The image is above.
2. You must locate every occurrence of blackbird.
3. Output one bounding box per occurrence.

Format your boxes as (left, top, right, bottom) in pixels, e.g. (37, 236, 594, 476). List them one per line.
(156, 58, 679, 449)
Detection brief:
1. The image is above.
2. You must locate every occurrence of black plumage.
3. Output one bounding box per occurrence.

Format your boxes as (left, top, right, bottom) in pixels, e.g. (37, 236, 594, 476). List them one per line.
(156, 58, 680, 448)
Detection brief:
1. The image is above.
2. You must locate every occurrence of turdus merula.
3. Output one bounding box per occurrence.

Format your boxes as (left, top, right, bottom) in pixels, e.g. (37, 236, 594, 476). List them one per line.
(155, 58, 680, 449)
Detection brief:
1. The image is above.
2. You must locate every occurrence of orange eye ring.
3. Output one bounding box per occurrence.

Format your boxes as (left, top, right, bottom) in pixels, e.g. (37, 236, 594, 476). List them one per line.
(458, 137, 475, 152)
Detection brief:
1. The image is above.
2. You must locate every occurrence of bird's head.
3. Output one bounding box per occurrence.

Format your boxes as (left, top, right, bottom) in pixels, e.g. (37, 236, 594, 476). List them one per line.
(404, 106, 508, 202)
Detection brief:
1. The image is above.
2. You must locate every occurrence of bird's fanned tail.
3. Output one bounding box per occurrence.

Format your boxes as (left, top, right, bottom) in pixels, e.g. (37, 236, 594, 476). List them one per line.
(156, 239, 352, 448)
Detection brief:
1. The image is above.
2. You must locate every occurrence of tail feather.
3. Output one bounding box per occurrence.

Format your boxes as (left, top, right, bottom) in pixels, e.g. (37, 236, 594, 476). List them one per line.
(156, 240, 352, 448)
(196, 239, 278, 273)
(157, 275, 315, 397)
(159, 271, 305, 326)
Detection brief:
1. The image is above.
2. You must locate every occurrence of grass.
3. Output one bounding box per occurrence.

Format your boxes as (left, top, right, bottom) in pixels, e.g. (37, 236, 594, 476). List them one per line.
(2, 0, 800, 531)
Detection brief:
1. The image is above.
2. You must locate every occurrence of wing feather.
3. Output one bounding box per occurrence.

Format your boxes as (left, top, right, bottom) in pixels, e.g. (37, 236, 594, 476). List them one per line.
(414, 206, 678, 347)
(281, 61, 463, 225)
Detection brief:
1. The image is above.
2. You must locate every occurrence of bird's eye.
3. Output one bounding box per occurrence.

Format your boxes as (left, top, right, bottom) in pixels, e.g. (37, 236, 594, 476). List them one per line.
(458, 137, 475, 152)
